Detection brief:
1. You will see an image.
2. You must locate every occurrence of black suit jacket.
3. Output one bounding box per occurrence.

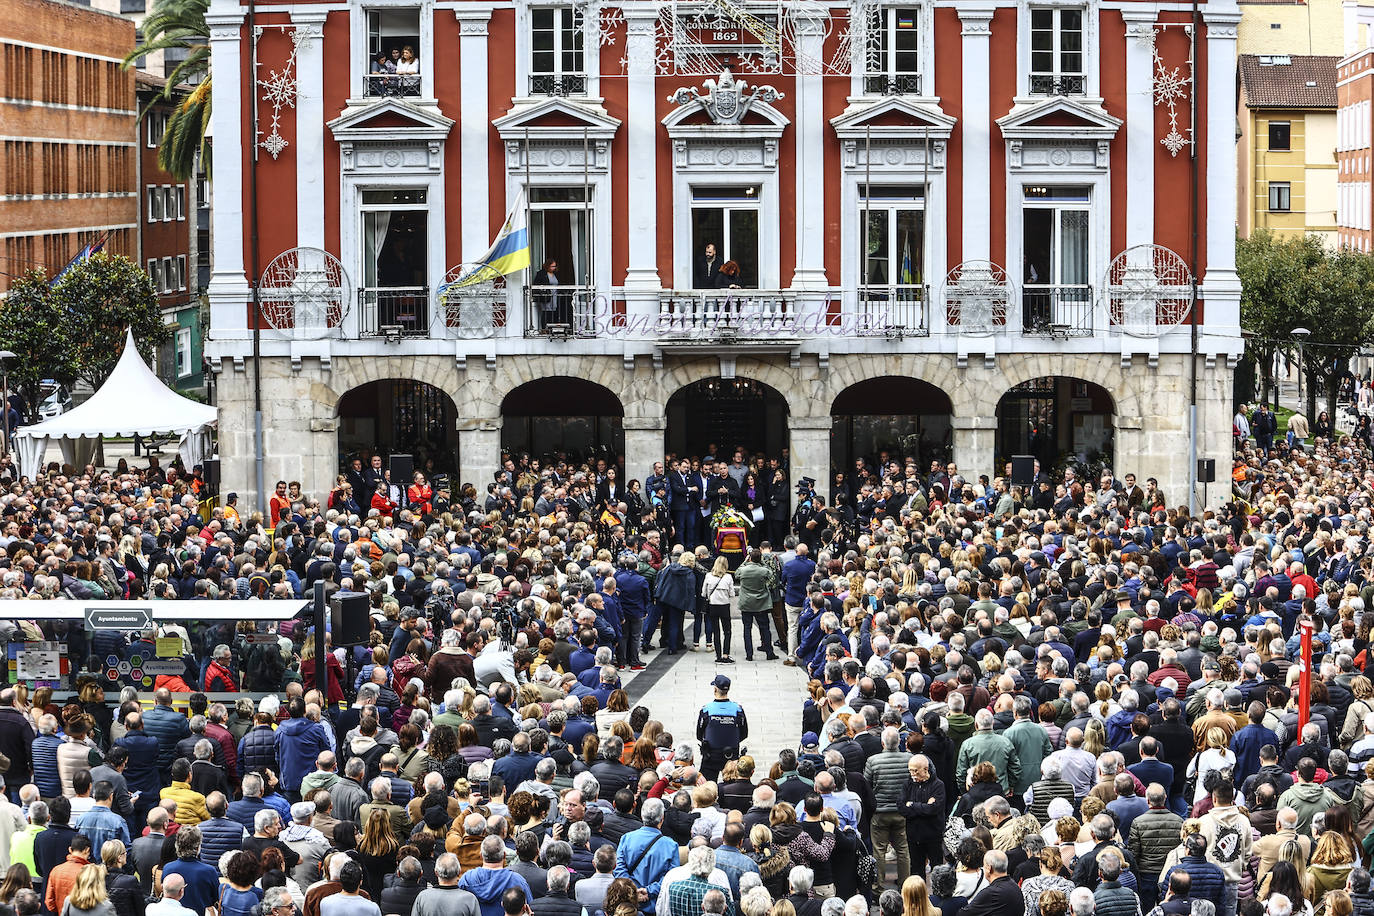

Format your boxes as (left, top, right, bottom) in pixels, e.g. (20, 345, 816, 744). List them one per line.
(961, 876, 1023, 916)
(694, 256, 720, 289)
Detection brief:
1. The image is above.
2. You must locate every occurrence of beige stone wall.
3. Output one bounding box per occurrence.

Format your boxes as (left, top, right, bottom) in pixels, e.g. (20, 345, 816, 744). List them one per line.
(215, 350, 1234, 515)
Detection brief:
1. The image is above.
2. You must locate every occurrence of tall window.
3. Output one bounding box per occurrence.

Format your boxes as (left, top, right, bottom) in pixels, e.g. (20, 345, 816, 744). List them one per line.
(531, 7, 585, 95)
(361, 188, 429, 335)
(530, 187, 590, 287)
(176, 327, 192, 378)
(1030, 8, 1085, 95)
(691, 186, 760, 289)
(1022, 185, 1091, 333)
(864, 7, 921, 95)
(1268, 181, 1291, 211)
(146, 111, 167, 148)
(366, 9, 422, 97)
(858, 184, 924, 298)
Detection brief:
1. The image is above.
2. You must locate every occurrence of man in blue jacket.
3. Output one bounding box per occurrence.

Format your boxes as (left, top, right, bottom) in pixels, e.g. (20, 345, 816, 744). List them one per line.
(613, 798, 679, 915)
(115, 712, 161, 826)
(1230, 700, 1280, 789)
(781, 543, 816, 663)
(614, 555, 650, 670)
(458, 836, 533, 916)
(275, 698, 331, 800)
(143, 688, 191, 782)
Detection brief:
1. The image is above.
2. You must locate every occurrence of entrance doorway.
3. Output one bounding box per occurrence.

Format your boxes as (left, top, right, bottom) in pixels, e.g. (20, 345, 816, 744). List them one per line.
(830, 376, 952, 494)
(995, 376, 1114, 475)
(501, 378, 624, 465)
(665, 378, 789, 460)
(337, 379, 457, 475)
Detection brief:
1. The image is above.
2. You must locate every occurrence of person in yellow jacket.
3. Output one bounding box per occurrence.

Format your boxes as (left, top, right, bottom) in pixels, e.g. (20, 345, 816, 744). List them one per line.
(9, 801, 43, 871)
(160, 759, 209, 825)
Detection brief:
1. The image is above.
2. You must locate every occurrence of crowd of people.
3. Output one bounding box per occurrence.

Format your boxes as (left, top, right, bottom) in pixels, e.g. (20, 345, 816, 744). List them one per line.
(1, 418, 1374, 916)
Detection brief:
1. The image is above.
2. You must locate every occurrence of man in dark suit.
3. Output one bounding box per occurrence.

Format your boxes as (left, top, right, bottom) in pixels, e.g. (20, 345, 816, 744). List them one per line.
(1128, 737, 1177, 808)
(361, 454, 386, 505)
(694, 243, 721, 289)
(962, 850, 1024, 916)
(669, 459, 701, 549)
(704, 461, 738, 514)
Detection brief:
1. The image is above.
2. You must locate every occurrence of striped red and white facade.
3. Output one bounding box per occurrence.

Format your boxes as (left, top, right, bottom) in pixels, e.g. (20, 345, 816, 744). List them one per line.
(204, 0, 1244, 509)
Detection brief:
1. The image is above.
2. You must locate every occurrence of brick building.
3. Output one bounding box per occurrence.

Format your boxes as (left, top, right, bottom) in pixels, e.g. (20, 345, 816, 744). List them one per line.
(136, 71, 204, 394)
(0, 0, 138, 294)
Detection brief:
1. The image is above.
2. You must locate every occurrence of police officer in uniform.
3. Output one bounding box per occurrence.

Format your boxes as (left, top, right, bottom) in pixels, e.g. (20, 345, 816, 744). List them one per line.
(697, 674, 748, 782)
(791, 479, 824, 550)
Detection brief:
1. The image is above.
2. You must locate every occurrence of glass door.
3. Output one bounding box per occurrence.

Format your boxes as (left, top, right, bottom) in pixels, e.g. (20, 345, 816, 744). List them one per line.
(690, 186, 760, 288)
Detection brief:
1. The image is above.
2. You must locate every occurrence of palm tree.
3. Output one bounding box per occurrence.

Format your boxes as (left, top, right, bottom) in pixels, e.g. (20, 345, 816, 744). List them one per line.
(124, 0, 212, 181)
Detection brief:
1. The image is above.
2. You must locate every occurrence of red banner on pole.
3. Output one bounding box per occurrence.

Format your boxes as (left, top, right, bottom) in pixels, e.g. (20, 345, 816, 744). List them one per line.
(1297, 618, 1314, 734)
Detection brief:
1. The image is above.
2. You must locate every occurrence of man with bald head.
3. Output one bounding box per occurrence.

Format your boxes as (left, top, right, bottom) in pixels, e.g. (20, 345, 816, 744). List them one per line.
(146, 873, 197, 916)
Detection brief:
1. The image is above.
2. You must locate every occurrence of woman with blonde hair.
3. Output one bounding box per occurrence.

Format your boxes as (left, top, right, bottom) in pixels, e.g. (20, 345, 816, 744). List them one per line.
(1308, 830, 1357, 898)
(1019, 846, 1074, 916)
(62, 864, 114, 916)
(900, 875, 939, 916)
(702, 554, 736, 663)
(1186, 726, 1238, 802)
(357, 808, 399, 899)
(1340, 676, 1374, 745)
(1082, 720, 1108, 757)
(596, 691, 632, 739)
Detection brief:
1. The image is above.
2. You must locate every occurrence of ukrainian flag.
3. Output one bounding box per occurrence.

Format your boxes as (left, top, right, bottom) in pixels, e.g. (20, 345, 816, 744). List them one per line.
(448, 190, 530, 288)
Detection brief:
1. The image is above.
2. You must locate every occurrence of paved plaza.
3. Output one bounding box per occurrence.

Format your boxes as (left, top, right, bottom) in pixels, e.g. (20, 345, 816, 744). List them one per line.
(620, 630, 810, 767)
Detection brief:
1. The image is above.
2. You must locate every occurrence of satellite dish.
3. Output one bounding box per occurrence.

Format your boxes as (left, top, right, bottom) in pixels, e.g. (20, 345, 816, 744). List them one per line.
(259, 247, 352, 339)
(438, 263, 507, 339)
(1106, 244, 1194, 338)
(942, 260, 1010, 337)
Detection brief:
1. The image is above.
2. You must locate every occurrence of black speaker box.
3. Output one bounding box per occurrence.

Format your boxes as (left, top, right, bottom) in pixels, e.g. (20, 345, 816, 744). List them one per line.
(330, 591, 372, 646)
(390, 454, 414, 482)
(1011, 455, 1036, 487)
(1198, 458, 1216, 484)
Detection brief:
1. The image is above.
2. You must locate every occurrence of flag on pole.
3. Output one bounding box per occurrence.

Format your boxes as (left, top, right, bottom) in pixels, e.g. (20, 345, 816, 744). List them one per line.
(50, 233, 108, 287)
(443, 191, 530, 292)
(900, 234, 915, 285)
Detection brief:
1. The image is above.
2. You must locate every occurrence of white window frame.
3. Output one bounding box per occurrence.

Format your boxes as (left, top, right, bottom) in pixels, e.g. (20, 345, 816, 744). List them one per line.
(175, 186, 186, 220)
(1018, 0, 1098, 99)
(349, 0, 433, 100)
(147, 186, 162, 221)
(515, 0, 597, 98)
(856, 184, 926, 291)
(1268, 180, 1291, 212)
(146, 111, 167, 148)
(688, 185, 764, 287)
(175, 327, 192, 378)
(177, 255, 187, 290)
(147, 258, 161, 292)
(162, 257, 174, 293)
(671, 171, 781, 289)
(857, 5, 931, 96)
(530, 6, 584, 77)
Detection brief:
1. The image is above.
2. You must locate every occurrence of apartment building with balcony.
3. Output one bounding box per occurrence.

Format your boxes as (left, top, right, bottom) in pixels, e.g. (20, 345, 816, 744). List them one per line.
(203, 0, 1244, 508)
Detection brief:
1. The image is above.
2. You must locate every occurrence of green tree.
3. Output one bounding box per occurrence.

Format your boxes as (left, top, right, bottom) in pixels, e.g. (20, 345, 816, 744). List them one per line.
(50, 254, 171, 389)
(1237, 230, 1304, 407)
(125, 0, 210, 181)
(0, 271, 79, 414)
(1296, 245, 1374, 419)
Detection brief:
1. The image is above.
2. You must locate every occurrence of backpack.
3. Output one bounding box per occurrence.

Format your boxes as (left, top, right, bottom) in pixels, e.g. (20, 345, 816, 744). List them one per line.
(943, 812, 969, 856)
(846, 826, 879, 893)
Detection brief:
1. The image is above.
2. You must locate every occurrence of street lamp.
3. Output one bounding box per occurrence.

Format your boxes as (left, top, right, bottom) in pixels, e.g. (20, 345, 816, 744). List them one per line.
(1292, 327, 1311, 407)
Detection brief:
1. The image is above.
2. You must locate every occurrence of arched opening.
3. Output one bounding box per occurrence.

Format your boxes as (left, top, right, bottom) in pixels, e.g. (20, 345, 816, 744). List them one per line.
(665, 377, 789, 460)
(830, 377, 953, 494)
(501, 378, 624, 464)
(995, 376, 1115, 476)
(337, 379, 458, 476)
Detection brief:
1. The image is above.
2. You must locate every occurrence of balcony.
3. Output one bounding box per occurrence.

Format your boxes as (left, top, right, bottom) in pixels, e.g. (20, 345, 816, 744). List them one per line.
(656, 291, 798, 342)
(364, 72, 423, 98)
(529, 74, 587, 97)
(1022, 285, 1094, 337)
(853, 285, 930, 337)
(359, 286, 430, 338)
(863, 74, 923, 96)
(1029, 74, 1086, 96)
(524, 285, 598, 338)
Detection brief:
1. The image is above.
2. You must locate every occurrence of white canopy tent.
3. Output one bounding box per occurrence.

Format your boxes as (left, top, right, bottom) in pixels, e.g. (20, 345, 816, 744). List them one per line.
(13, 330, 218, 479)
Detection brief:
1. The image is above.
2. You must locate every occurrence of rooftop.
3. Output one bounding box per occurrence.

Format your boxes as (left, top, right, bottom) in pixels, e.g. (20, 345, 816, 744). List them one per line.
(1240, 54, 1339, 108)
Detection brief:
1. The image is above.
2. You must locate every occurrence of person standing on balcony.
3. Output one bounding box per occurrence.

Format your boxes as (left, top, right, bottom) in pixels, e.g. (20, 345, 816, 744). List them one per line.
(694, 243, 720, 289)
(532, 261, 567, 330)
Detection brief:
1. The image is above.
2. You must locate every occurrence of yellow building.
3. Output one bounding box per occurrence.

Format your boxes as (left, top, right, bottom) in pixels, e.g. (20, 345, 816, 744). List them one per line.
(1237, 54, 1339, 243)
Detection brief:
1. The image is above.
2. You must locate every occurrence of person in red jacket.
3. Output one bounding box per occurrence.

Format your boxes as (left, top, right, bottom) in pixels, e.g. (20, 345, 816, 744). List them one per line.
(204, 645, 238, 692)
(406, 471, 433, 516)
(299, 637, 345, 703)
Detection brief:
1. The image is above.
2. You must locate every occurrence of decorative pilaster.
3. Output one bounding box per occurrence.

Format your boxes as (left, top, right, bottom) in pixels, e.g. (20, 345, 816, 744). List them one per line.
(788, 416, 832, 517)
(790, 3, 828, 290)
(291, 10, 327, 251)
(959, 8, 994, 261)
(623, 416, 666, 482)
(206, 0, 249, 338)
(623, 7, 661, 292)
(456, 9, 492, 264)
(1202, 9, 1243, 328)
(1123, 11, 1156, 250)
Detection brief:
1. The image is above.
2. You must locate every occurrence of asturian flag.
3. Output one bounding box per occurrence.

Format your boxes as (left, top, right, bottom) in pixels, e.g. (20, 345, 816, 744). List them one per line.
(50, 233, 108, 286)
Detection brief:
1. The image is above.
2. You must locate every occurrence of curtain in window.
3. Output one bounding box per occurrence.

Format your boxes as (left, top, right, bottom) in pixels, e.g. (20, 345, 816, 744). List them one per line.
(364, 211, 392, 288)
(1059, 209, 1089, 287)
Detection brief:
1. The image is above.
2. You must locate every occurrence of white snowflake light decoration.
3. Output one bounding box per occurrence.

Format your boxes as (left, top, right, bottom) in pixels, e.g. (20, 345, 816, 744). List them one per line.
(1149, 27, 1193, 158)
(256, 27, 304, 161)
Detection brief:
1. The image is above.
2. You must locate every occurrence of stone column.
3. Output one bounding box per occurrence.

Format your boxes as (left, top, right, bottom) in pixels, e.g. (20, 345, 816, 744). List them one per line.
(958, 8, 994, 262)
(292, 10, 327, 250)
(788, 417, 832, 516)
(789, 3, 828, 290)
(459, 420, 502, 489)
(205, 0, 249, 339)
(1203, 9, 1243, 328)
(622, 416, 666, 481)
(1122, 10, 1156, 250)
(456, 9, 492, 264)
(622, 5, 662, 335)
(952, 416, 996, 480)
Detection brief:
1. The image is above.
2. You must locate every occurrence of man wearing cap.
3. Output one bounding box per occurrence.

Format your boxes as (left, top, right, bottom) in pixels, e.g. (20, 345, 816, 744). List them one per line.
(696, 676, 748, 783)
